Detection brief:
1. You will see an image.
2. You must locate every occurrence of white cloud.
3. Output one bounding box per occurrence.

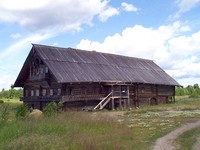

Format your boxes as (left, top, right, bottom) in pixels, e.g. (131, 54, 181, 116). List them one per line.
(77, 22, 181, 58)
(0, 0, 49, 10)
(121, 2, 138, 12)
(10, 33, 22, 39)
(179, 25, 191, 32)
(0, 33, 52, 90)
(0, 0, 108, 31)
(173, 0, 200, 18)
(98, 7, 119, 22)
(77, 22, 200, 86)
(0, 33, 51, 61)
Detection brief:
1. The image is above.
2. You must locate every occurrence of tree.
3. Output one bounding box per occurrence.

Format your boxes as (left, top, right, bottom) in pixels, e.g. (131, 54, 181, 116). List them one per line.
(0, 88, 23, 99)
(194, 84, 199, 89)
(176, 83, 200, 98)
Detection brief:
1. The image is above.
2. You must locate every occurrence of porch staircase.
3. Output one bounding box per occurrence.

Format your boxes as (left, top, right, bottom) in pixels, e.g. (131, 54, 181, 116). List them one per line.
(93, 92, 112, 110)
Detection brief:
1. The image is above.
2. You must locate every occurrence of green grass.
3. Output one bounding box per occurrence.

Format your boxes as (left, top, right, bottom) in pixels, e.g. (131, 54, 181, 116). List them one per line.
(0, 98, 22, 103)
(1, 97, 200, 150)
(176, 128, 200, 150)
(0, 98, 22, 121)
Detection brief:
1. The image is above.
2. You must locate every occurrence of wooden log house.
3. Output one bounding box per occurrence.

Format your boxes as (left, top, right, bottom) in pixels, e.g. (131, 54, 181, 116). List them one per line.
(14, 44, 180, 110)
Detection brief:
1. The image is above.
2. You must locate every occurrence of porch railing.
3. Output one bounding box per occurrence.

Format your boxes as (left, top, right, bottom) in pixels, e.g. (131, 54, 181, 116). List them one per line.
(21, 94, 105, 102)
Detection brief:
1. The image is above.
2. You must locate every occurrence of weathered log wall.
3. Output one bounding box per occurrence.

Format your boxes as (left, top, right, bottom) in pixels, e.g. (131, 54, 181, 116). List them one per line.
(23, 79, 175, 110)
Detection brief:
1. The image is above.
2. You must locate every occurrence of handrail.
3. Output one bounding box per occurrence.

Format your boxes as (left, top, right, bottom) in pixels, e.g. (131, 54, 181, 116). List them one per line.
(94, 92, 112, 110)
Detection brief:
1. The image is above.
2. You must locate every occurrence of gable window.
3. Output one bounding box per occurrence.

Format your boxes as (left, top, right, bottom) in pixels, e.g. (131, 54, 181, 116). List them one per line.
(45, 67, 48, 73)
(36, 89, 39, 96)
(57, 88, 61, 95)
(31, 90, 34, 96)
(40, 68, 44, 74)
(50, 89, 53, 96)
(42, 89, 47, 96)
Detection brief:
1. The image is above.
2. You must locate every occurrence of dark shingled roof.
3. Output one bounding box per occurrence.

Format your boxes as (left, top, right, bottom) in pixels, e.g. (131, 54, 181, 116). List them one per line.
(14, 44, 180, 87)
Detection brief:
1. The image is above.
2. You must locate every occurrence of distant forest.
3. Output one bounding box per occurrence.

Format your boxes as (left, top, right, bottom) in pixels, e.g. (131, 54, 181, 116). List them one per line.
(176, 84, 200, 98)
(0, 84, 200, 99)
(0, 88, 23, 99)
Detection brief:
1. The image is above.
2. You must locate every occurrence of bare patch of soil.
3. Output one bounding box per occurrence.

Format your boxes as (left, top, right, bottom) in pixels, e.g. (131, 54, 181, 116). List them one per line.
(153, 120, 200, 150)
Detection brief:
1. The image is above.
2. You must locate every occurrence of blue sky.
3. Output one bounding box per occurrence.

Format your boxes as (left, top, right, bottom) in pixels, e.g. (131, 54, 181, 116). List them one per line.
(0, 0, 200, 89)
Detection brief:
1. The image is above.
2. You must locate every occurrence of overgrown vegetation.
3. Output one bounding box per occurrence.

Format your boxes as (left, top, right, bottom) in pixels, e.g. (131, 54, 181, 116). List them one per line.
(43, 102, 58, 117)
(0, 88, 23, 99)
(0, 97, 200, 149)
(176, 83, 200, 98)
(15, 103, 29, 120)
(0, 84, 200, 149)
(0, 104, 9, 127)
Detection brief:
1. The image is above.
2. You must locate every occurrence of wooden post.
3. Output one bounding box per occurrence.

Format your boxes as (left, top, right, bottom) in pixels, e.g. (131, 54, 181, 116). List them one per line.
(173, 86, 176, 103)
(124, 99, 127, 108)
(134, 85, 136, 108)
(156, 85, 158, 103)
(127, 85, 130, 108)
(136, 84, 139, 107)
(111, 85, 114, 110)
(119, 85, 122, 110)
(111, 85, 114, 97)
(112, 98, 115, 110)
(119, 99, 122, 110)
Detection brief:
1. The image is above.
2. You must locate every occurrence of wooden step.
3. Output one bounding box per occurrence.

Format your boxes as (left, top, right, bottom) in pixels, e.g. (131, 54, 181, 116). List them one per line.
(93, 92, 112, 110)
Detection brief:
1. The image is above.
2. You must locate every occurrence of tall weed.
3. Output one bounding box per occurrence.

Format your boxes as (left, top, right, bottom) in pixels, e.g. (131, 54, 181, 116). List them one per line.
(43, 102, 58, 117)
(15, 103, 29, 120)
(0, 104, 9, 127)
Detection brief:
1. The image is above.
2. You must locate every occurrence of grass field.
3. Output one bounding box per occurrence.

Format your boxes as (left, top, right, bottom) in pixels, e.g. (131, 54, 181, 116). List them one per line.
(1, 97, 200, 150)
(176, 127, 200, 150)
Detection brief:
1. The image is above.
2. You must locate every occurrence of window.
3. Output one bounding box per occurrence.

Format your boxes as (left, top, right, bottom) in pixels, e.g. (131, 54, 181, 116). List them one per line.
(42, 89, 47, 96)
(50, 89, 53, 96)
(36, 89, 39, 96)
(31, 90, 34, 96)
(45, 67, 48, 73)
(57, 88, 61, 95)
(40, 68, 44, 74)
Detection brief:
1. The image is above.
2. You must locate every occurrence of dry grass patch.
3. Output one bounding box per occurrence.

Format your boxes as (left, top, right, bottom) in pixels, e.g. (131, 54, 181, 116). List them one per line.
(7, 134, 66, 150)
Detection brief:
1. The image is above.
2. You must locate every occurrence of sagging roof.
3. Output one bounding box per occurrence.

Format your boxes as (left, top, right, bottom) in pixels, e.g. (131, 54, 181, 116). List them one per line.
(14, 44, 180, 87)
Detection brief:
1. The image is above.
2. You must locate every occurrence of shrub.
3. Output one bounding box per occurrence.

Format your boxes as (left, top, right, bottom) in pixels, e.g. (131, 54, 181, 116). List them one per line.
(0, 100, 4, 103)
(189, 89, 200, 98)
(43, 102, 58, 117)
(57, 101, 64, 112)
(15, 103, 29, 120)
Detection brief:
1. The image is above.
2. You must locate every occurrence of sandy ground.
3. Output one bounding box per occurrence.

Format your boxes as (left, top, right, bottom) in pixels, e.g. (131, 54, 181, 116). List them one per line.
(153, 120, 200, 150)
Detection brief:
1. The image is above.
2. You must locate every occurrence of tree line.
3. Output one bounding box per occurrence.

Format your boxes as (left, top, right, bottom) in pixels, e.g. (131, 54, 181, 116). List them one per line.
(0, 88, 23, 99)
(176, 83, 200, 98)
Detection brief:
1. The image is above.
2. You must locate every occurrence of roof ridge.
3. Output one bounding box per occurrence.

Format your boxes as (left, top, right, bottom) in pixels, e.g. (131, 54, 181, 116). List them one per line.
(44, 59, 162, 71)
(32, 43, 154, 62)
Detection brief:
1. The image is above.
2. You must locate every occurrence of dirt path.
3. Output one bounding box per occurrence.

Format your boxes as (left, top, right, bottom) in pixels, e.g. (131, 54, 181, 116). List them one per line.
(192, 136, 200, 150)
(153, 120, 200, 150)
